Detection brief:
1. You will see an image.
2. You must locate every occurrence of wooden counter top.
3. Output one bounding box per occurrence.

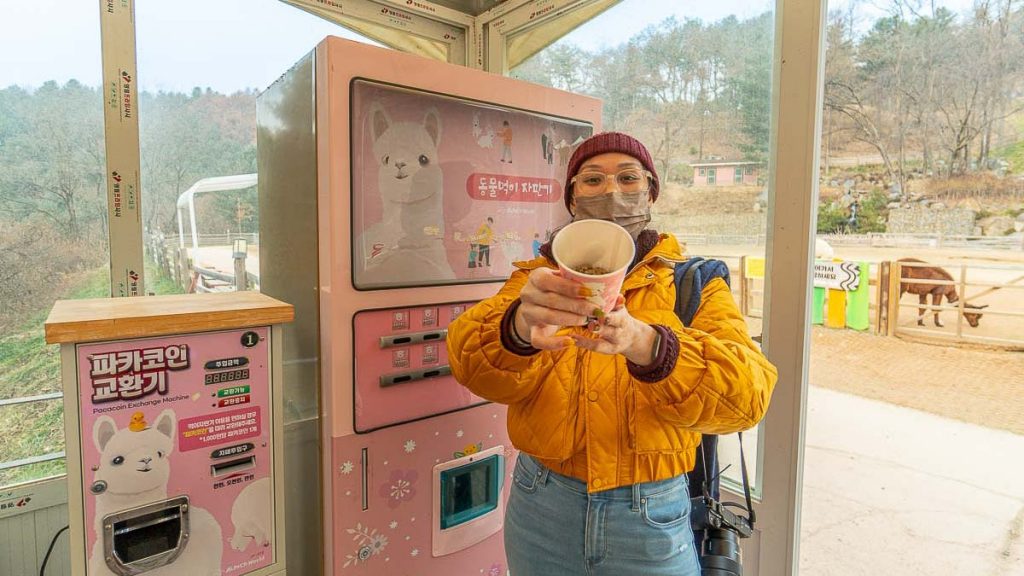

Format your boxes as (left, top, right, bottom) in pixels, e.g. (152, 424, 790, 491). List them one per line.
(44, 292, 294, 344)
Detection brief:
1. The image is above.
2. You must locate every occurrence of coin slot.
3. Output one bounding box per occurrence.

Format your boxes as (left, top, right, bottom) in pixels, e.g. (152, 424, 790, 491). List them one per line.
(210, 455, 256, 477)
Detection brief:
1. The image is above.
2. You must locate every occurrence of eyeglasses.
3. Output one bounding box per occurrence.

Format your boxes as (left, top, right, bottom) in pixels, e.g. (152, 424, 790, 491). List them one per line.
(570, 168, 653, 196)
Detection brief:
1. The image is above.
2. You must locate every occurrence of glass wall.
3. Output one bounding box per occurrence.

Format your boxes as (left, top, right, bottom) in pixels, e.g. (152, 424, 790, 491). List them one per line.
(0, 1, 374, 489)
(134, 1, 371, 296)
(801, 1, 1024, 573)
(511, 0, 775, 495)
(0, 0, 108, 487)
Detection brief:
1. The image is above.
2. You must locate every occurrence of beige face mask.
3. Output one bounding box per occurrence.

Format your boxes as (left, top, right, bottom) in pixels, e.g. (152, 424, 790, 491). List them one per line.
(572, 191, 652, 240)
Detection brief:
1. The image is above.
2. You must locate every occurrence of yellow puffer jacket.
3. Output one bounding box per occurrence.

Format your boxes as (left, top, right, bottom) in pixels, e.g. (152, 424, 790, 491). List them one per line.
(446, 233, 777, 492)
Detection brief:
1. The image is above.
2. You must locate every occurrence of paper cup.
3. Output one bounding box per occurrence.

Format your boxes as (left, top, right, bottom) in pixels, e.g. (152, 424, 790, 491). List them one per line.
(551, 219, 635, 318)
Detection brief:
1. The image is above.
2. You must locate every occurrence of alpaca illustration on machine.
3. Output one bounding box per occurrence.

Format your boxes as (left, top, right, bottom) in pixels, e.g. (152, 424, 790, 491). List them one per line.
(88, 410, 223, 576)
(472, 112, 495, 148)
(229, 478, 273, 551)
(358, 102, 455, 285)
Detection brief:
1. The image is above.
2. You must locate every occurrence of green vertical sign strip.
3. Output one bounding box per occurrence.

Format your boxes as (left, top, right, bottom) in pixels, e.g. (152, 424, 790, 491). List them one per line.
(846, 262, 870, 331)
(812, 287, 825, 325)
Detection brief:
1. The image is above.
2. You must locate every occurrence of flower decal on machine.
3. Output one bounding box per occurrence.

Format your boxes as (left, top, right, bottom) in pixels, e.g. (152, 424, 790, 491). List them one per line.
(379, 469, 418, 508)
(454, 442, 482, 459)
(342, 523, 389, 568)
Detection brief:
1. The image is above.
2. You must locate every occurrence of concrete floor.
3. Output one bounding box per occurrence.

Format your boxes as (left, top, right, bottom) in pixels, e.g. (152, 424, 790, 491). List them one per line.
(798, 387, 1024, 575)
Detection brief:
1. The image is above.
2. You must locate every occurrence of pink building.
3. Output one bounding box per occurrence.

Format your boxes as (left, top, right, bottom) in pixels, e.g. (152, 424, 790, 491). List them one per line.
(691, 161, 762, 186)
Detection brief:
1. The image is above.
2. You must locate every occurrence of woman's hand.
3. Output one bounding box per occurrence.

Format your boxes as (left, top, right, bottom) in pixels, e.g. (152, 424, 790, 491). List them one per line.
(570, 295, 659, 365)
(515, 268, 596, 350)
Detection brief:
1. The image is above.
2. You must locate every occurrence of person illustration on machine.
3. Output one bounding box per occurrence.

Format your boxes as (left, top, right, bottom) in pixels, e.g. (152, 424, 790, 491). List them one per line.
(499, 120, 513, 163)
(541, 123, 557, 165)
(532, 232, 542, 258)
(475, 216, 494, 267)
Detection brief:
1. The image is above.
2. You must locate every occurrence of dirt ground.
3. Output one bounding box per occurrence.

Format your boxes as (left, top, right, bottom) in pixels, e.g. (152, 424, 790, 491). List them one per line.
(808, 326, 1024, 435)
(692, 242, 1024, 435)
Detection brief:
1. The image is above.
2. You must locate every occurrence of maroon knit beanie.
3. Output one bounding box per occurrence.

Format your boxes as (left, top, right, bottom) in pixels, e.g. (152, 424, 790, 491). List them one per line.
(564, 131, 659, 211)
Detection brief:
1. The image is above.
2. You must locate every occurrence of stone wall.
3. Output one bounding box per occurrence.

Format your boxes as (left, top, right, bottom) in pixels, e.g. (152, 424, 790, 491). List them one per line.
(886, 207, 976, 235)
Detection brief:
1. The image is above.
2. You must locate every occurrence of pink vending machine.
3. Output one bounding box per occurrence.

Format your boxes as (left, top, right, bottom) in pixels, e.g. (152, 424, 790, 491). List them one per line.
(258, 37, 600, 575)
(45, 293, 292, 576)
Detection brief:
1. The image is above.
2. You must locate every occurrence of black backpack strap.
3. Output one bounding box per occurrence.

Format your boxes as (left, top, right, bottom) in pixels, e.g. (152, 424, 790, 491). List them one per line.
(675, 257, 757, 552)
(738, 431, 755, 527)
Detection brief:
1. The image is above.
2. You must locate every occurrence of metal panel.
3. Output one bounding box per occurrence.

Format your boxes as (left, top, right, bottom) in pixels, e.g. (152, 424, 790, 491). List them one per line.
(282, 0, 468, 65)
(493, 0, 620, 70)
(34, 505, 71, 576)
(278, 0, 623, 72)
(0, 502, 70, 576)
(282, 418, 321, 576)
(0, 512, 35, 576)
(257, 51, 324, 576)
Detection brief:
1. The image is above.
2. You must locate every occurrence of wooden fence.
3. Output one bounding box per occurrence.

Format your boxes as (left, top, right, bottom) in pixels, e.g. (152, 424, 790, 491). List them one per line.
(679, 232, 1024, 251)
(722, 254, 1023, 348)
(147, 233, 258, 293)
(879, 260, 1024, 348)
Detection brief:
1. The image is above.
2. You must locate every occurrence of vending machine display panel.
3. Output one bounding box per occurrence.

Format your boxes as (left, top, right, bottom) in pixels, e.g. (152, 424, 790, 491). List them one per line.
(350, 78, 592, 290)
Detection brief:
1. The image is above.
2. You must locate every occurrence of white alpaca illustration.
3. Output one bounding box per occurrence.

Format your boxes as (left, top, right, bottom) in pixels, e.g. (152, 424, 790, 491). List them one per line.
(358, 102, 455, 284)
(229, 478, 272, 551)
(88, 410, 223, 576)
(477, 126, 495, 149)
(555, 138, 572, 167)
(500, 237, 525, 263)
(472, 111, 495, 149)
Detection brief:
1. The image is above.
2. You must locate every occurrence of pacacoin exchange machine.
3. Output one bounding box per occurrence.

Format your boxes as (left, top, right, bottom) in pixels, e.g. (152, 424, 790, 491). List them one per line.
(258, 37, 600, 574)
(45, 292, 293, 576)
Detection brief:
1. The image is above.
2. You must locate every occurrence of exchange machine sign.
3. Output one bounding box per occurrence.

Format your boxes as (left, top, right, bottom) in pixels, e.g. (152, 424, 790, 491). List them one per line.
(45, 293, 292, 576)
(257, 37, 601, 574)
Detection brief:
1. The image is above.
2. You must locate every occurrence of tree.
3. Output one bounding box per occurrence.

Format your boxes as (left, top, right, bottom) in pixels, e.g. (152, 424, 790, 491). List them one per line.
(541, 44, 592, 93)
(724, 13, 773, 162)
(0, 81, 106, 238)
(635, 17, 701, 178)
(140, 89, 257, 235)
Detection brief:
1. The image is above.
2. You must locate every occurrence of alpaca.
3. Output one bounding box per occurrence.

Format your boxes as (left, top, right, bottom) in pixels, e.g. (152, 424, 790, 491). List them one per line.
(898, 258, 987, 327)
(358, 102, 455, 285)
(89, 410, 223, 576)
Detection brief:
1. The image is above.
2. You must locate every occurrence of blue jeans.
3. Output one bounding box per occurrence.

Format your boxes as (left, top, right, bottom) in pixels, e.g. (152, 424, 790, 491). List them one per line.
(504, 453, 701, 576)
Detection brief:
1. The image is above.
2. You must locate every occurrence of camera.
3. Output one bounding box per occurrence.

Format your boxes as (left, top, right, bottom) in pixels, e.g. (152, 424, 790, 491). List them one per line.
(691, 494, 753, 576)
(687, 432, 756, 576)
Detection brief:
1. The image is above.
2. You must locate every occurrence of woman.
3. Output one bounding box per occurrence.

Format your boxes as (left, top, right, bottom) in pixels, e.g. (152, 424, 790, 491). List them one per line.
(446, 131, 777, 575)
